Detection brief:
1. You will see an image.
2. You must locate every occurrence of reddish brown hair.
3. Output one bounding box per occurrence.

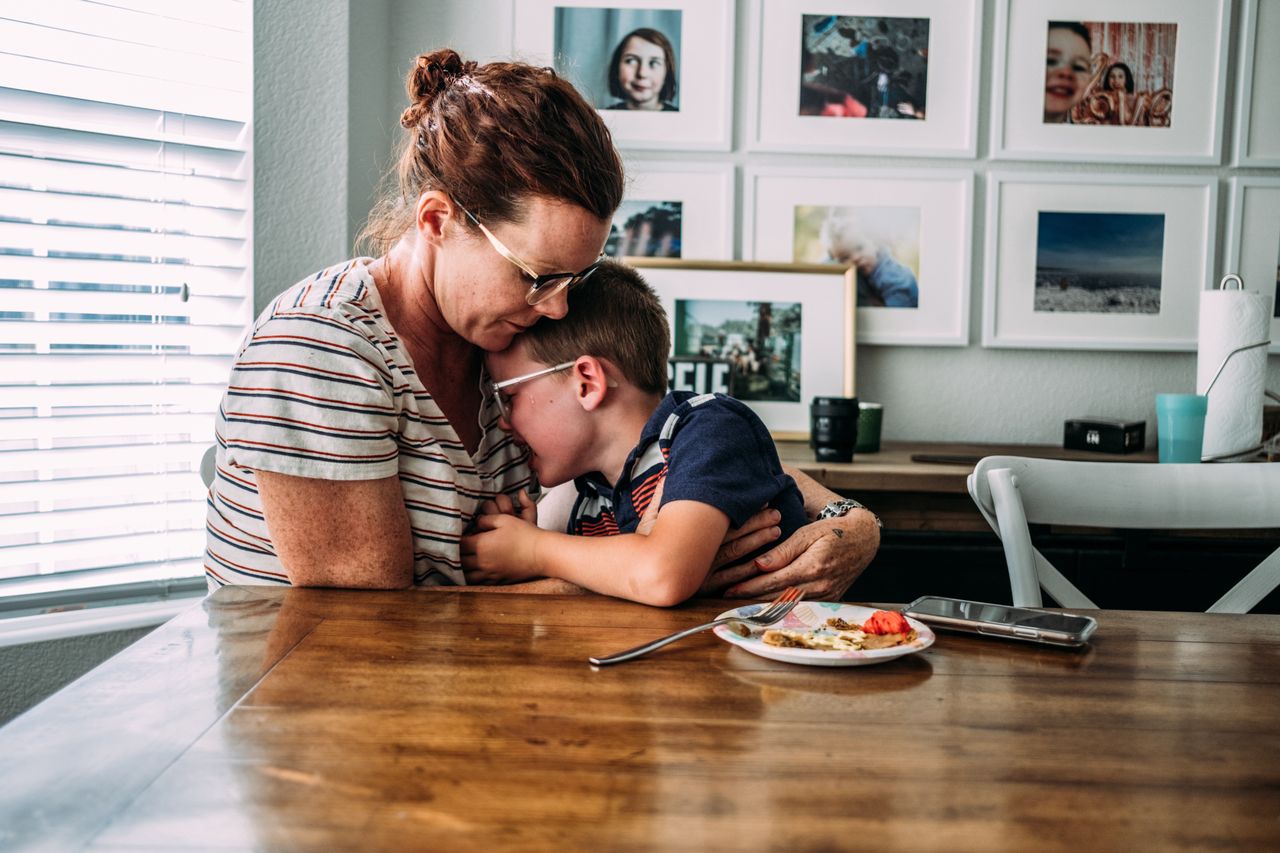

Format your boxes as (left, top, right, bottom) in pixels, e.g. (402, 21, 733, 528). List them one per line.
(521, 260, 669, 396)
(359, 49, 625, 254)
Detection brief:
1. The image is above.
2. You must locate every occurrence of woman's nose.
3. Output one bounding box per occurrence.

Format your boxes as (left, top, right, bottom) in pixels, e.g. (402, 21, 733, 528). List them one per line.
(534, 288, 570, 321)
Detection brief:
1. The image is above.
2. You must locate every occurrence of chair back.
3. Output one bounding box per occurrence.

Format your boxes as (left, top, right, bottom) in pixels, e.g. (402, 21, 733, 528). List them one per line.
(967, 456, 1280, 613)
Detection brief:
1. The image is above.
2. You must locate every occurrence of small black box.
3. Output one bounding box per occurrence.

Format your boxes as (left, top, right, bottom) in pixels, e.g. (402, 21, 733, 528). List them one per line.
(1064, 417, 1146, 454)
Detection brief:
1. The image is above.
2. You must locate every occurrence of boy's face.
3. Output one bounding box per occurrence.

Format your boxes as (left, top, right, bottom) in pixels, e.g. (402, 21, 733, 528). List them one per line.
(486, 341, 591, 488)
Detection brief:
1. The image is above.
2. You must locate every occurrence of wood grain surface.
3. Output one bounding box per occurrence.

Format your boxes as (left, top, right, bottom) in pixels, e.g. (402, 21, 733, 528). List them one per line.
(2, 586, 1277, 852)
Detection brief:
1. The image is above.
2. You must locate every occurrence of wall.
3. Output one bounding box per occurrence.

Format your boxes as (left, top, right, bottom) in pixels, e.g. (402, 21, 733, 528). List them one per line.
(0, 628, 151, 726)
(261, 0, 1279, 444)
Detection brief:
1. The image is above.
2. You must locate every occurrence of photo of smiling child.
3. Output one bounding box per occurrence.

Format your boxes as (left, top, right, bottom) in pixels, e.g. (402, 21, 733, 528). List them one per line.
(1043, 20, 1177, 127)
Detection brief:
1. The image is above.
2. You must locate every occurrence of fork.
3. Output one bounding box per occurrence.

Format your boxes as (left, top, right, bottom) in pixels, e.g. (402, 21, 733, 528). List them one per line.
(589, 587, 804, 666)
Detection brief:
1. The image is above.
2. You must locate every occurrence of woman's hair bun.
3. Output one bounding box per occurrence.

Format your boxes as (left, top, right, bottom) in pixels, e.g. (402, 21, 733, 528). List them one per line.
(401, 49, 480, 129)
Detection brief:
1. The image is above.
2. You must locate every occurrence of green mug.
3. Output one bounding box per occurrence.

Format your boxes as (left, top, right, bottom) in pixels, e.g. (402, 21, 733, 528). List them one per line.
(855, 402, 883, 453)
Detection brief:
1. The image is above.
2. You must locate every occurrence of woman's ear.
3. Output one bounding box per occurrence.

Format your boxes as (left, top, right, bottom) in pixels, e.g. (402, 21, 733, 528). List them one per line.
(572, 356, 613, 412)
(416, 191, 455, 245)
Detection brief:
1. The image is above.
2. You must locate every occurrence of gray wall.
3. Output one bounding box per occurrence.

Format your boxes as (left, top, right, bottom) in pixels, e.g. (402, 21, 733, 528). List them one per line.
(0, 628, 151, 726)
(267, 0, 1280, 445)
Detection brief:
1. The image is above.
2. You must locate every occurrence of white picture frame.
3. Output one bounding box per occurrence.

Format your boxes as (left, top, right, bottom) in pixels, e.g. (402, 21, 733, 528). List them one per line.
(744, 167, 972, 346)
(1224, 178, 1280, 353)
(627, 259, 856, 438)
(747, 0, 981, 158)
(512, 0, 733, 151)
(1234, 0, 1280, 166)
(983, 173, 1217, 351)
(991, 0, 1229, 165)
(610, 160, 733, 260)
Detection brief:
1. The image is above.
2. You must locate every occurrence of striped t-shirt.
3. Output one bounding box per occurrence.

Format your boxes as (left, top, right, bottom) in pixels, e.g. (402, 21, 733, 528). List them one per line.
(204, 258, 534, 590)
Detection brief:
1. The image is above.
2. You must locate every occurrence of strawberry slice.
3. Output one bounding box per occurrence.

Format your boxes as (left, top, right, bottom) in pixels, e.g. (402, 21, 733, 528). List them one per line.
(862, 609, 912, 635)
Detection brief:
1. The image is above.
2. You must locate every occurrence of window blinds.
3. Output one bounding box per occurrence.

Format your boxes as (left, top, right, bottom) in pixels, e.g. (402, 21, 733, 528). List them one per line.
(0, 0, 252, 612)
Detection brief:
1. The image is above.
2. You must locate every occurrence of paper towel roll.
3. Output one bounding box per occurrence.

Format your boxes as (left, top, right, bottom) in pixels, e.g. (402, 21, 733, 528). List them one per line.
(1195, 288, 1272, 458)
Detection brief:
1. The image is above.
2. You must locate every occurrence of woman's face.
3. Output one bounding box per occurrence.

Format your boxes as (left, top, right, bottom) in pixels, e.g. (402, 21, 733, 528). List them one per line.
(616, 36, 667, 110)
(1107, 67, 1128, 91)
(435, 196, 610, 352)
(1044, 28, 1091, 119)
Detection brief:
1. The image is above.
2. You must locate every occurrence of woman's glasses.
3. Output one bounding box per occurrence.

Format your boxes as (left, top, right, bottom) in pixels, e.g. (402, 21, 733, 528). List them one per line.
(489, 361, 576, 421)
(459, 205, 604, 306)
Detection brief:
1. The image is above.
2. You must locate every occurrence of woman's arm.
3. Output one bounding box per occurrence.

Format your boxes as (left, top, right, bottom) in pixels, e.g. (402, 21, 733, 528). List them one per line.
(700, 464, 881, 600)
(256, 471, 414, 588)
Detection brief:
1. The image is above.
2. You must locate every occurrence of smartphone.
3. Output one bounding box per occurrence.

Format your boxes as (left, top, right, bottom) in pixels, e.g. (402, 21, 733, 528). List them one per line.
(904, 596, 1098, 648)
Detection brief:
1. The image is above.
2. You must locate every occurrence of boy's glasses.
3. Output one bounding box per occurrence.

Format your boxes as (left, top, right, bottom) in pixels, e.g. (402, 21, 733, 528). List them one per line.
(458, 204, 604, 306)
(489, 361, 576, 421)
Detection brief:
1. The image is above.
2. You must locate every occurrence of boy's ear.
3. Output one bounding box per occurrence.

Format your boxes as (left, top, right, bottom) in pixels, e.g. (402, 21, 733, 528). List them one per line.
(571, 356, 612, 412)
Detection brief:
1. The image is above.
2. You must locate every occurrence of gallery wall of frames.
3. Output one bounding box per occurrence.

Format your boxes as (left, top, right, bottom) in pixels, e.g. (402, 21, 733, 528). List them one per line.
(512, 0, 1280, 380)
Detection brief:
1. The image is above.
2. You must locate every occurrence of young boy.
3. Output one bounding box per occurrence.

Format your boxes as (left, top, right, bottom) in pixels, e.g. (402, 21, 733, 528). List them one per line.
(460, 260, 807, 606)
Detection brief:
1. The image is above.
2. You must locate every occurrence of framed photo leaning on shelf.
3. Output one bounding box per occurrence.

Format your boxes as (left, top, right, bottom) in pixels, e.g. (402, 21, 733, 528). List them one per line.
(1225, 178, 1280, 353)
(744, 167, 972, 346)
(513, 0, 733, 151)
(983, 173, 1216, 351)
(746, 0, 980, 158)
(626, 259, 856, 439)
(991, 0, 1229, 164)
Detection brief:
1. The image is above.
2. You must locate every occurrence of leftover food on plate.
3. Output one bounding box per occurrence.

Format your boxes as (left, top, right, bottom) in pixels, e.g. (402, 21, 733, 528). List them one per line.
(762, 610, 919, 652)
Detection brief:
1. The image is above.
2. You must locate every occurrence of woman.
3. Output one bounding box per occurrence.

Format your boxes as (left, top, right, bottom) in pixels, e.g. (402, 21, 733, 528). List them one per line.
(605, 28, 678, 111)
(1043, 21, 1093, 123)
(204, 49, 876, 598)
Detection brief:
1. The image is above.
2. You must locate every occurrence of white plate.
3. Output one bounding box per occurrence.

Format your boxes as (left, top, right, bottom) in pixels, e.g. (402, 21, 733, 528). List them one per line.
(712, 602, 935, 667)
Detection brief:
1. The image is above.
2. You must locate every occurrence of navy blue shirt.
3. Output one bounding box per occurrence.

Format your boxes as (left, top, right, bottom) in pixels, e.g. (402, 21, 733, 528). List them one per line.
(569, 392, 806, 561)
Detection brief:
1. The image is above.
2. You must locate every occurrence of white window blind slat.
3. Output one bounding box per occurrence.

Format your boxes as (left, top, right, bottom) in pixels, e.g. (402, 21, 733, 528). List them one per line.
(8, 0, 246, 61)
(0, 88, 248, 150)
(3, 531, 208, 581)
(0, 2, 252, 609)
(1, 442, 211, 478)
(0, 54, 247, 121)
(0, 381, 228, 410)
(0, 152, 247, 210)
(3, 320, 244, 351)
(0, 222, 247, 268)
(0, 471, 208, 506)
(96, 0, 248, 31)
(1, 353, 234, 384)
(0, 19, 250, 92)
(0, 187, 248, 239)
(0, 256, 247, 297)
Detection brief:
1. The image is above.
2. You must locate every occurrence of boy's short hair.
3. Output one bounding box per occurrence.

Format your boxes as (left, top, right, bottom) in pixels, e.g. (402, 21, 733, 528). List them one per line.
(522, 259, 670, 395)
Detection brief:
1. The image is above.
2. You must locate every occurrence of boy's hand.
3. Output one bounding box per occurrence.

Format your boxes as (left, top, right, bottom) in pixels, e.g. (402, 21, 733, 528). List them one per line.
(475, 490, 538, 524)
(460, 513, 543, 584)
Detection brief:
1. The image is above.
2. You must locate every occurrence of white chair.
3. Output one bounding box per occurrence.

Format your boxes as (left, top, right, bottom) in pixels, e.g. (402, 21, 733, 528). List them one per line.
(967, 456, 1280, 613)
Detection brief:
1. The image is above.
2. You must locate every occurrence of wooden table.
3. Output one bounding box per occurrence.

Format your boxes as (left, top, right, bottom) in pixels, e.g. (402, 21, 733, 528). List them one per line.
(3, 586, 1278, 851)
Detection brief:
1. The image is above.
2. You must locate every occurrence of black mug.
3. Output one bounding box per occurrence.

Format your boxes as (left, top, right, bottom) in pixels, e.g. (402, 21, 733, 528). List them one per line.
(810, 396, 859, 463)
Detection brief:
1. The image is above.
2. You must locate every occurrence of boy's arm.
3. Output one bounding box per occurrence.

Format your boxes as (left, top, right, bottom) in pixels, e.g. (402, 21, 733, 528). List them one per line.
(463, 500, 731, 607)
(706, 464, 880, 599)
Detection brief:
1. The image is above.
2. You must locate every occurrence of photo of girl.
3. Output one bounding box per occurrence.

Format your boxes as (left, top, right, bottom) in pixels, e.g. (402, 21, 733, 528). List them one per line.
(552, 7, 682, 113)
(607, 28, 678, 111)
(1043, 20, 1177, 127)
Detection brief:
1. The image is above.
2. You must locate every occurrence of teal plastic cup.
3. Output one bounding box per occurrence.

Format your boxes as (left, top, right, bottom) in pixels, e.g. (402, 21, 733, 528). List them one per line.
(1155, 393, 1208, 463)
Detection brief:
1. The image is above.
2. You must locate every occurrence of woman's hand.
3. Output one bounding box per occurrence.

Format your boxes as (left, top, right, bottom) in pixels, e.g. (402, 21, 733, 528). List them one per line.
(707, 508, 880, 600)
(475, 490, 538, 524)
